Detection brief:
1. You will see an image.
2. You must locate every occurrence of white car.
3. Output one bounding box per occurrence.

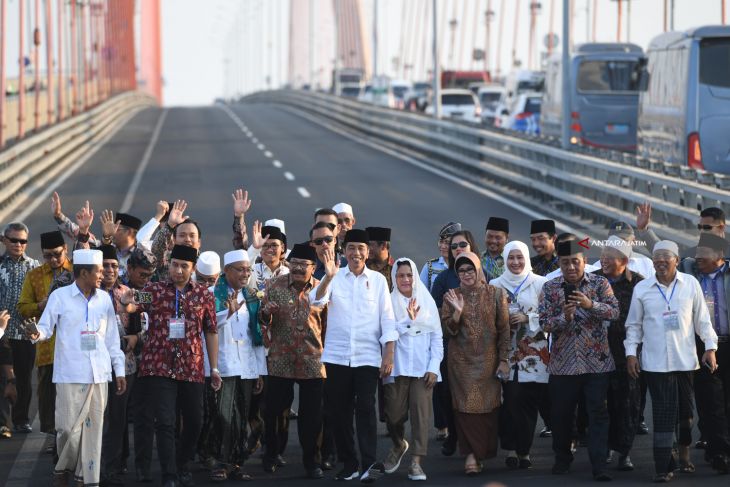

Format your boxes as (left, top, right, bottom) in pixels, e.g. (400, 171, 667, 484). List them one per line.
(358, 85, 374, 104)
(477, 85, 507, 125)
(495, 92, 543, 135)
(425, 89, 481, 123)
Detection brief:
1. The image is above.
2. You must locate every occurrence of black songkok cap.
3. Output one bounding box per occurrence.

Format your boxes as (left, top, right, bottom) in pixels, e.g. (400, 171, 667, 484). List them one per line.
(365, 227, 391, 242)
(608, 220, 634, 239)
(170, 245, 198, 263)
(288, 243, 318, 263)
(344, 229, 370, 244)
(439, 222, 462, 238)
(261, 226, 287, 247)
(98, 244, 118, 262)
(40, 231, 65, 249)
(557, 240, 585, 257)
(486, 217, 509, 233)
(697, 233, 729, 254)
(530, 219, 556, 235)
(116, 213, 142, 231)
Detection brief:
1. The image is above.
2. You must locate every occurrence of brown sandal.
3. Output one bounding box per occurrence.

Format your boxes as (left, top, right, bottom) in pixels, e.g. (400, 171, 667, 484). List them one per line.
(465, 461, 483, 476)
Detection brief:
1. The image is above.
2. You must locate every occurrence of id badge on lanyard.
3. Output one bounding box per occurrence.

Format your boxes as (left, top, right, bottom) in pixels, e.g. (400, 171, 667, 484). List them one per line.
(80, 330, 97, 351)
(656, 280, 680, 331)
(168, 289, 185, 340)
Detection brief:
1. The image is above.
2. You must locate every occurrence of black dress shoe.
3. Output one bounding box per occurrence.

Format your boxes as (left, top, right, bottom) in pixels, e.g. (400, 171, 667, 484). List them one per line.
(636, 422, 649, 435)
(275, 454, 288, 466)
(695, 440, 708, 450)
(441, 439, 457, 457)
(306, 466, 324, 479)
(552, 462, 571, 474)
(519, 458, 533, 469)
(178, 471, 195, 487)
(505, 457, 519, 469)
(593, 471, 613, 482)
(321, 455, 335, 471)
(617, 455, 634, 471)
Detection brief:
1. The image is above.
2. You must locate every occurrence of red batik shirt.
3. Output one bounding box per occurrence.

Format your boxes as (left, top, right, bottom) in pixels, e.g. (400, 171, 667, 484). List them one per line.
(137, 280, 217, 383)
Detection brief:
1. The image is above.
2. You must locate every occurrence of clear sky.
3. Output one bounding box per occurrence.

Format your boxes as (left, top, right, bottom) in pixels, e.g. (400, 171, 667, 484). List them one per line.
(162, 0, 727, 106)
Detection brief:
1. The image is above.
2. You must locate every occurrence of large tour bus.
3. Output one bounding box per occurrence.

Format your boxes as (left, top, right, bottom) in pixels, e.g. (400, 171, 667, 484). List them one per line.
(637, 26, 730, 174)
(541, 43, 645, 151)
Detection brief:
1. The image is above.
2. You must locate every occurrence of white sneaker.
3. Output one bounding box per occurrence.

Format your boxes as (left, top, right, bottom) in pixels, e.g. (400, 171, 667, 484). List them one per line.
(408, 463, 427, 481)
(383, 440, 409, 474)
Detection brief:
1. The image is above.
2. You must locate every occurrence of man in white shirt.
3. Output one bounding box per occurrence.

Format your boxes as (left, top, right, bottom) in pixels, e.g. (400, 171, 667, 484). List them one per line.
(625, 240, 718, 482)
(311, 229, 398, 483)
(30, 249, 126, 487)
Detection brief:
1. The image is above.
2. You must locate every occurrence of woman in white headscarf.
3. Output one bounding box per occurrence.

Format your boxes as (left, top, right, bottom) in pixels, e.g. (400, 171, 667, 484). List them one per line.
(381, 258, 443, 481)
(489, 241, 549, 470)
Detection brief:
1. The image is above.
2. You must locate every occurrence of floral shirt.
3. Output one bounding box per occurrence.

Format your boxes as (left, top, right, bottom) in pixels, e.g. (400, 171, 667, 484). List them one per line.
(531, 253, 559, 277)
(539, 272, 620, 375)
(0, 253, 39, 340)
(260, 274, 326, 379)
(105, 282, 138, 376)
(366, 256, 394, 290)
(137, 280, 217, 383)
(481, 252, 505, 282)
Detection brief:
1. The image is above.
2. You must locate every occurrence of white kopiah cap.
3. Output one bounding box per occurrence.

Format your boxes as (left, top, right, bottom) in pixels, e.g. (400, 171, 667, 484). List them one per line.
(73, 249, 103, 266)
(264, 219, 286, 235)
(224, 249, 249, 266)
(653, 240, 679, 257)
(605, 235, 632, 259)
(196, 251, 221, 276)
(332, 202, 353, 215)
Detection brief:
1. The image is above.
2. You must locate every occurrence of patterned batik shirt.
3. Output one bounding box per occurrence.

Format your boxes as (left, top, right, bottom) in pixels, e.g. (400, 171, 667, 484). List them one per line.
(531, 253, 559, 277)
(0, 253, 39, 339)
(481, 252, 505, 282)
(539, 272, 620, 375)
(260, 274, 326, 379)
(137, 280, 217, 383)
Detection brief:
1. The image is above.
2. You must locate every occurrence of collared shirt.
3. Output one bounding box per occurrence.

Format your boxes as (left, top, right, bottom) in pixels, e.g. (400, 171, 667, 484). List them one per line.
(310, 266, 398, 368)
(366, 255, 394, 289)
(137, 280, 217, 383)
(481, 251, 505, 282)
(260, 274, 326, 379)
(35, 284, 125, 383)
(0, 253, 39, 340)
(625, 272, 718, 372)
(531, 253, 559, 277)
(592, 269, 644, 368)
(539, 272, 620, 375)
(388, 295, 443, 381)
(206, 287, 266, 379)
(591, 256, 655, 279)
(17, 260, 74, 366)
(419, 257, 448, 291)
(699, 264, 729, 336)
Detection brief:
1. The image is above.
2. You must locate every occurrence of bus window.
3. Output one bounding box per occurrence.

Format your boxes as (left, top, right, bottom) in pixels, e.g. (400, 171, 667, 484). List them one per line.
(700, 38, 730, 88)
(577, 61, 642, 93)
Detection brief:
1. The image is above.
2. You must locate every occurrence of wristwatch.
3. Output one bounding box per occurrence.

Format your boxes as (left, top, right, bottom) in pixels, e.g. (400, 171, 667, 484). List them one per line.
(211, 368, 220, 375)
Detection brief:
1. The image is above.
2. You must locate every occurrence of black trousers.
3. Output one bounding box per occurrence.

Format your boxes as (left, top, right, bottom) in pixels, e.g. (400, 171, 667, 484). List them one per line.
(324, 363, 379, 471)
(500, 381, 546, 456)
(138, 376, 204, 482)
(133, 374, 154, 475)
(434, 341, 457, 447)
(694, 341, 730, 457)
(607, 368, 641, 456)
(102, 373, 135, 476)
(265, 376, 323, 469)
(549, 373, 610, 474)
(9, 339, 35, 425)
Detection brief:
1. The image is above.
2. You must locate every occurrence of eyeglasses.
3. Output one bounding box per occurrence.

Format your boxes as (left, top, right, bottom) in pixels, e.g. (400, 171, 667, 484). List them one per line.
(450, 241, 469, 250)
(5, 237, 28, 245)
(457, 267, 476, 276)
(102, 262, 119, 270)
(289, 261, 314, 270)
(698, 224, 721, 231)
(262, 243, 281, 250)
(312, 236, 335, 246)
(197, 276, 217, 285)
(229, 266, 252, 274)
(42, 250, 64, 259)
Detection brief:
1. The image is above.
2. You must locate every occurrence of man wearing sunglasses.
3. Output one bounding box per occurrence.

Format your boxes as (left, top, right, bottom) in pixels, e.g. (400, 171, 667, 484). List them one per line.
(0, 223, 40, 439)
(310, 221, 346, 281)
(637, 203, 727, 259)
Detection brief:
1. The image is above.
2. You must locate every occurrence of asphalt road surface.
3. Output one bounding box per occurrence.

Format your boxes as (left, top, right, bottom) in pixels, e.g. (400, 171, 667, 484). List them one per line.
(0, 102, 727, 486)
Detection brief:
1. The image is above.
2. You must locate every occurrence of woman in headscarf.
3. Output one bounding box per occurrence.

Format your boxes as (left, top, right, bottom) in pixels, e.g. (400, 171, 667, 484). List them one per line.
(441, 252, 510, 475)
(381, 258, 443, 481)
(489, 241, 549, 470)
(429, 230, 480, 456)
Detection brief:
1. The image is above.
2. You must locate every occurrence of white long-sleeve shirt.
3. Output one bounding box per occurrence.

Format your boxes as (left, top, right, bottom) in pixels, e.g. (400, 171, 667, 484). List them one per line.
(387, 296, 443, 382)
(35, 284, 125, 383)
(136, 218, 159, 251)
(310, 267, 399, 368)
(203, 287, 266, 379)
(624, 271, 718, 372)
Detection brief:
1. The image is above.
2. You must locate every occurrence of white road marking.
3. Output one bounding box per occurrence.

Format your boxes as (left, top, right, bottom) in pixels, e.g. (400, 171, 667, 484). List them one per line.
(264, 151, 273, 158)
(297, 187, 311, 198)
(279, 105, 580, 235)
(273, 160, 282, 168)
(12, 109, 145, 222)
(252, 138, 258, 143)
(257, 143, 265, 150)
(120, 109, 168, 212)
(284, 171, 295, 181)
